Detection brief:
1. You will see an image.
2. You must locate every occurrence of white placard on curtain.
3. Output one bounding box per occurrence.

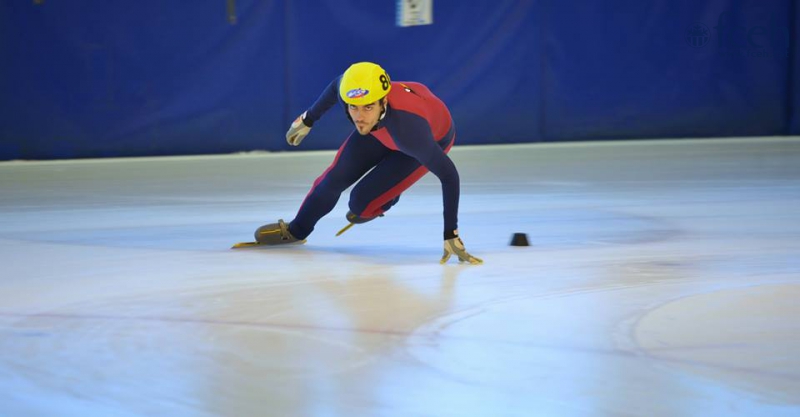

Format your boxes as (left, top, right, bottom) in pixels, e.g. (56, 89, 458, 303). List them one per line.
(396, 0, 433, 27)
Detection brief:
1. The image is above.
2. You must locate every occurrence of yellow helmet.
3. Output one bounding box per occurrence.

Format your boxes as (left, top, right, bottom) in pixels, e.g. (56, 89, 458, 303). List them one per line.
(339, 62, 392, 105)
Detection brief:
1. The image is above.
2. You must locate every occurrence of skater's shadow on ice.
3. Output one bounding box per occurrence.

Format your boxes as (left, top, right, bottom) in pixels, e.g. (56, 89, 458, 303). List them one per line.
(302, 243, 440, 265)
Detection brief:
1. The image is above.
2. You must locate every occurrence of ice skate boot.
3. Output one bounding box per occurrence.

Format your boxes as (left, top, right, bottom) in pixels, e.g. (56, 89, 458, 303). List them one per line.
(336, 211, 384, 236)
(255, 219, 305, 245)
(231, 219, 305, 248)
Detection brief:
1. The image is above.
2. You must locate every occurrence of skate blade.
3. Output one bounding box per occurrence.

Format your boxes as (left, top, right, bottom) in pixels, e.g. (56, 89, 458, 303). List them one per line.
(231, 241, 262, 249)
(231, 240, 306, 249)
(335, 222, 354, 236)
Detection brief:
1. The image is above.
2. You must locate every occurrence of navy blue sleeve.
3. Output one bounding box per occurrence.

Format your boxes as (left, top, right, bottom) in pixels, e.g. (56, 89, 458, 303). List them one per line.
(303, 76, 343, 126)
(387, 112, 460, 239)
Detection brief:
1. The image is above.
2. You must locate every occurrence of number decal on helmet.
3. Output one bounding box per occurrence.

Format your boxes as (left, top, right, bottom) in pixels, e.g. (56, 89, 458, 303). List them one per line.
(380, 74, 390, 91)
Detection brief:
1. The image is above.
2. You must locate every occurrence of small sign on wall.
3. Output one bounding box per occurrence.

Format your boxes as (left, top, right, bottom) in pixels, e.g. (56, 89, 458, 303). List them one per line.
(396, 0, 433, 27)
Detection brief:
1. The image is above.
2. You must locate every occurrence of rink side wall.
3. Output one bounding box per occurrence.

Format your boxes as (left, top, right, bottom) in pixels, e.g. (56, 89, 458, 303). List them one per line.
(1, 0, 798, 160)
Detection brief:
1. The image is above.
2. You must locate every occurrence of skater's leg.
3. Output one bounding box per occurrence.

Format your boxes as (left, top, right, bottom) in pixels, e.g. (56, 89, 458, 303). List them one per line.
(288, 132, 389, 239)
(349, 131, 455, 219)
(348, 152, 425, 219)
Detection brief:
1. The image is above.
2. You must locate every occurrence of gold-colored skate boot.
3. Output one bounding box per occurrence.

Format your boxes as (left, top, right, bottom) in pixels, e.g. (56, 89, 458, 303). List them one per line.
(255, 219, 304, 245)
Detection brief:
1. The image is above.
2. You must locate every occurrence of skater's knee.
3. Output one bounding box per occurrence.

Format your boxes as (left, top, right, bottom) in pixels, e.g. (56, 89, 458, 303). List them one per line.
(350, 192, 401, 217)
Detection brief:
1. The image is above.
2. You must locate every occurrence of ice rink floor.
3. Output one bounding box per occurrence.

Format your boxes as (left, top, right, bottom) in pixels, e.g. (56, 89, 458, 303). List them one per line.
(1, 137, 799, 416)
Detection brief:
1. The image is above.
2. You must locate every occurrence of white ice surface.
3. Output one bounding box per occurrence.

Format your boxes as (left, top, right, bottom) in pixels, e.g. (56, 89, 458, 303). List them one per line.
(1, 137, 799, 416)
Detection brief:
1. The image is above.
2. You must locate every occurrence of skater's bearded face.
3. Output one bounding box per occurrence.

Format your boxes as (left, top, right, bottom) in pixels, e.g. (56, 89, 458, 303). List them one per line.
(348, 99, 385, 135)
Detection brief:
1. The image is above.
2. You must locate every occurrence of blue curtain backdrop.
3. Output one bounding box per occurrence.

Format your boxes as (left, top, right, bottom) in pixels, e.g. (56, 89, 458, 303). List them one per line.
(792, 0, 800, 135)
(0, 0, 797, 160)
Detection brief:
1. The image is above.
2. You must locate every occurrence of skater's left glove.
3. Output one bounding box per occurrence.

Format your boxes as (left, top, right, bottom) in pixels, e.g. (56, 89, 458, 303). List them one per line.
(440, 237, 483, 265)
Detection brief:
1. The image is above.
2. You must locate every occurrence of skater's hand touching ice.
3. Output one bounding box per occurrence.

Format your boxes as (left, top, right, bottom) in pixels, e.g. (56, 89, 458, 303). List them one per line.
(440, 236, 483, 265)
(286, 111, 312, 146)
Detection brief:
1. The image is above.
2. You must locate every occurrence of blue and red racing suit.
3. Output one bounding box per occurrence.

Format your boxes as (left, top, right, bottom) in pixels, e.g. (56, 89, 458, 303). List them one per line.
(288, 77, 461, 241)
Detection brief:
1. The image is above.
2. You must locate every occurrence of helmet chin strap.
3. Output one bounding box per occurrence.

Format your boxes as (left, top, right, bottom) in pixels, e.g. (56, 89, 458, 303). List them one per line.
(367, 99, 388, 132)
(379, 98, 388, 121)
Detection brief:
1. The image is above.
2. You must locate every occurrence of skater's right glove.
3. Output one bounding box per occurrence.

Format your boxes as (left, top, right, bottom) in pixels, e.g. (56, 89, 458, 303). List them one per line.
(286, 111, 312, 146)
(440, 237, 483, 265)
